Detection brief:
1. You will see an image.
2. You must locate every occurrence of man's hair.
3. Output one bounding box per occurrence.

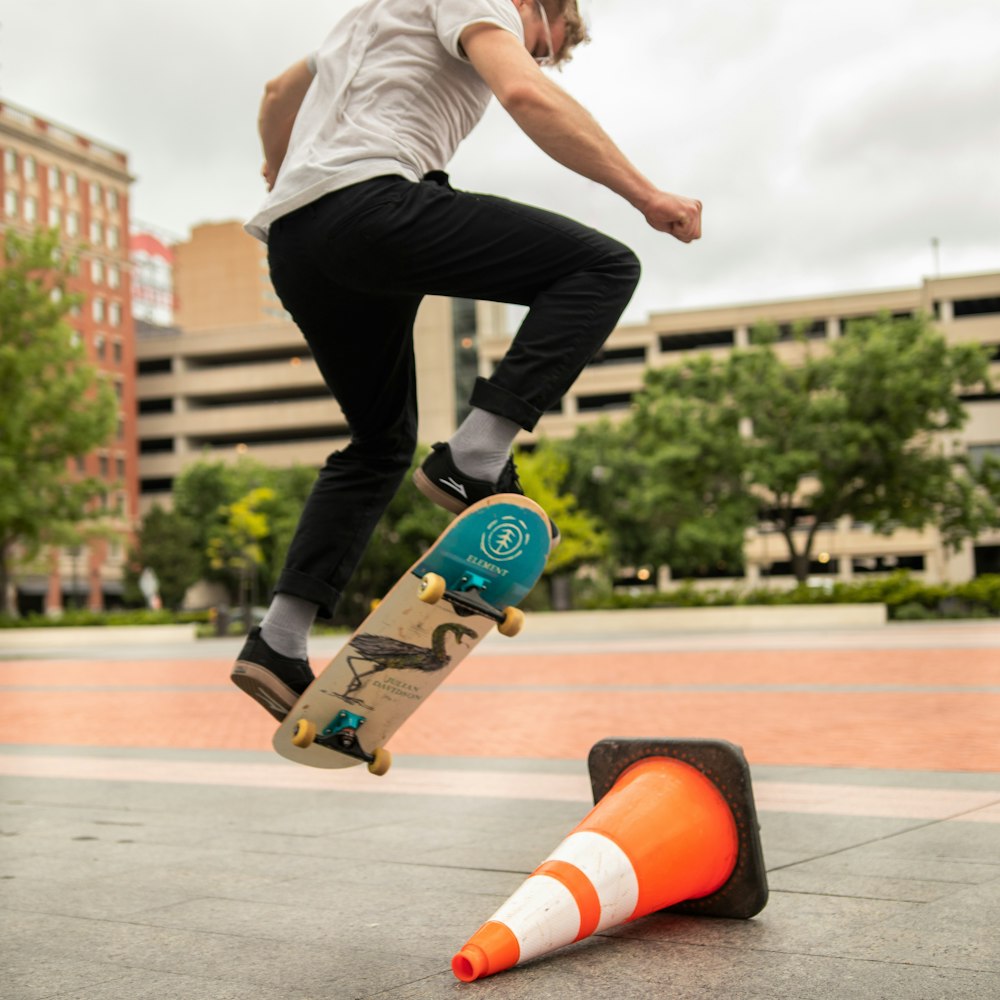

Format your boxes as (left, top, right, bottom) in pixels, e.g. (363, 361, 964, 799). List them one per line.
(544, 0, 590, 64)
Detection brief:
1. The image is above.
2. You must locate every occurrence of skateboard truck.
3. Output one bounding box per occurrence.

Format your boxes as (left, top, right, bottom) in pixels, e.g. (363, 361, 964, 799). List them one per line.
(419, 571, 525, 637)
(291, 710, 392, 775)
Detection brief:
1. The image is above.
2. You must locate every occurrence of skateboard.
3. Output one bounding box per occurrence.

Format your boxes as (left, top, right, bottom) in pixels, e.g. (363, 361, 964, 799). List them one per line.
(272, 493, 551, 775)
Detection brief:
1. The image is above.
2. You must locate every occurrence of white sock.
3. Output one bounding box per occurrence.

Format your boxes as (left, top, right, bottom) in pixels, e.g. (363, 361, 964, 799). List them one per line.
(260, 594, 318, 659)
(447, 408, 521, 482)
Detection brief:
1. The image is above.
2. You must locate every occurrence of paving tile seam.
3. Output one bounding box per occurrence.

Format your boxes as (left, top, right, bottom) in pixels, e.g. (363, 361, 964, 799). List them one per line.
(3, 756, 1000, 822)
(763, 818, 948, 874)
(31, 974, 138, 1000)
(7, 682, 1000, 694)
(1, 903, 286, 945)
(768, 886, 937, 904)
(613, 937, 1000, 978)
(770, 864, 989, 888)
(359, 971, 455, 1000)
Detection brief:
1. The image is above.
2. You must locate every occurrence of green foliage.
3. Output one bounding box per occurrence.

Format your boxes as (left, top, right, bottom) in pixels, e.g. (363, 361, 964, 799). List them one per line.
(124, 504, 201, 609)
(559, 355, 751, 578)
(0, 608, 211, 629)
(171, 457, 317, 608)
(579, 572, 1000, 619)
(0, 228, 118, 612)
(561, 312, 997, 584)
(514, 442, 607, 575)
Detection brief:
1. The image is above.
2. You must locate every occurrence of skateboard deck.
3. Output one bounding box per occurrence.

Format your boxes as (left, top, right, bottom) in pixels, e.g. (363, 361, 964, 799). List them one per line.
(273, 493, 550, 773)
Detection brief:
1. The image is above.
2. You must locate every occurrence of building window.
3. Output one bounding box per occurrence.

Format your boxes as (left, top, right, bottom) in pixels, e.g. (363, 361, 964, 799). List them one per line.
(90, 181, 102, 206)
(107, 189, 119, 212)
(93, 299, 105, 324)
(3, 149, 16, 174)
(107, 226, 120, 251)
(24, 155, 36, 181)
(953, 296, 1000, 318)
(3, 190, 18, 218)
(108, 264, 121, 289)
(968, 443, 1000, 469)
(659, 329, 736, 352)
(48, 205, 62, 229)
(67, 172, 78, 197)
(94, 333, 106, 359)
(588, 346, 648, 367)
(48, 165, 62, 191)
(90, 219, 103, 245)
(91, 259, 104, 285)
(109, 302, 122, 328)
(577, 392, 635, 412)
(24, 195, 37, 223)
(66, 211, 79, 237)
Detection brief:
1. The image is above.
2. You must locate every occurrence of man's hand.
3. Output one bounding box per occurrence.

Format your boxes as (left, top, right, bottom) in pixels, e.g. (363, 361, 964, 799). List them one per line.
(640, 192, 703, 243)
(462, 25, 703, 245)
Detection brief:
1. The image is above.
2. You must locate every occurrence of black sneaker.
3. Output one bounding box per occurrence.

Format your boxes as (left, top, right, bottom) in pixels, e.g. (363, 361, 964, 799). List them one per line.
(230, 626, 315, 722)
(414, 442, 560, 545)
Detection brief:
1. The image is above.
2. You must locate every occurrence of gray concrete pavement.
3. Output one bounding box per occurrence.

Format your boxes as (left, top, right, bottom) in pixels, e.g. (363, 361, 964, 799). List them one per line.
(1, 618, 999, 998)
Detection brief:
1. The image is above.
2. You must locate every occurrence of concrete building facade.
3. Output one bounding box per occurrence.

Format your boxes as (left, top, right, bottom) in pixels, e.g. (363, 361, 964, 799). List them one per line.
(136, 260, 999, 588)
(136, 290, 505, 506)
(173, 221, 285, 331)
(1, 100, 138, 613)
(479, 271, 1000, 587)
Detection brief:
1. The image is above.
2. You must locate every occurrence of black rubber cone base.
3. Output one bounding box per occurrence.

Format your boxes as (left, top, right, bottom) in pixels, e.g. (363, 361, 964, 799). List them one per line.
(587, 737, 768, 919)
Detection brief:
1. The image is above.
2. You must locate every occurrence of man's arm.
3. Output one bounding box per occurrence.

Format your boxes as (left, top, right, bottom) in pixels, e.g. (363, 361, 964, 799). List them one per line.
(258, 58, 315, 190)
(462, 25, 701, 243)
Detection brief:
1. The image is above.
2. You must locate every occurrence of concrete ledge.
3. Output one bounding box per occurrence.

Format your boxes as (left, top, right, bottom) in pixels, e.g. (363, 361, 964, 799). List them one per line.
(0, 623, 198, 651)
(525, 603, 888, 635)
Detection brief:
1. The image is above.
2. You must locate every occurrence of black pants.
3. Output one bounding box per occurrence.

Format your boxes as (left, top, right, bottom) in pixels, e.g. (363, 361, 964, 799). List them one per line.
(267, 172, 640, 617)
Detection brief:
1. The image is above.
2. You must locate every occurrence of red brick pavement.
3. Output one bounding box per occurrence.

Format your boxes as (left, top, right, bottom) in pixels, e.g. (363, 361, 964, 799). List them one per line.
(1, 648, 997, 771)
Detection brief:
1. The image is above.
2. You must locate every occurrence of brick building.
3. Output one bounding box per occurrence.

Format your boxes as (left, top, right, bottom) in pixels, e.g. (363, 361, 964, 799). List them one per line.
(0, 100, 138, 613)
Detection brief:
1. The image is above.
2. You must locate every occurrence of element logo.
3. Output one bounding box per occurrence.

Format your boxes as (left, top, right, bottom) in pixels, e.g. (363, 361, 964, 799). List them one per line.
(481, 514, 530, 562)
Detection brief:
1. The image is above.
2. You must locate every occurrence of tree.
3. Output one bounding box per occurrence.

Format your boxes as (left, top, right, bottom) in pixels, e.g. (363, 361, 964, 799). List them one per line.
(561, 361, 752, 579)
(124, 505, 201, 610)
(207, 486, 276, 626)
(733, 315, 995, 580)
(511, 443, 608, 608)
(562, 313, 997, 584)
(0, 228, 117, 614)
(171, 456, 317, 607)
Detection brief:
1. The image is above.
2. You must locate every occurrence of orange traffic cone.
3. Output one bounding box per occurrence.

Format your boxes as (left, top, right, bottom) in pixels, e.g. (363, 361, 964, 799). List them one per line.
(451, 738, 767, 982)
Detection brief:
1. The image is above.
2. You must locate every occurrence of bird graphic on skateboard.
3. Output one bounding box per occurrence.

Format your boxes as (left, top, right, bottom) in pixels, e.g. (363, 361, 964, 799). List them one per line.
(272, 494, 551, 775)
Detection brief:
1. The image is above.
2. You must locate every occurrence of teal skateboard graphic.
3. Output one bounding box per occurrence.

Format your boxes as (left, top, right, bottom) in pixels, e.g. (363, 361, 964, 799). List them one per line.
(273, 494, 551, 774)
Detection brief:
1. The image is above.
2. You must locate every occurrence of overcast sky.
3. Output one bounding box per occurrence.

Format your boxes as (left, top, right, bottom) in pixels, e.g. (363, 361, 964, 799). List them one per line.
(2, 0, 998, 323)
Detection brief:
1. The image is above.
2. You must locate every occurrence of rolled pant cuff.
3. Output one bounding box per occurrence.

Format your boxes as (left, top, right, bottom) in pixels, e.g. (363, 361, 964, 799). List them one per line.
(470, 377, 543, 432)
(274, 569, 340, 620)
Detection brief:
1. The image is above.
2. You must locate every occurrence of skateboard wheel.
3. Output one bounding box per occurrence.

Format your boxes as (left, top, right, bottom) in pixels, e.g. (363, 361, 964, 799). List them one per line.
(498, 606, 525, 637)
(291, 718, 317, 748)
(418, 572, 446, 604)
(368, 747, 392, 776)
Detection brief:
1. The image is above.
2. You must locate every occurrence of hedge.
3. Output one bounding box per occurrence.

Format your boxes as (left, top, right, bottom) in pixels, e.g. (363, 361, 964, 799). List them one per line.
(581, 572, 1000, 619)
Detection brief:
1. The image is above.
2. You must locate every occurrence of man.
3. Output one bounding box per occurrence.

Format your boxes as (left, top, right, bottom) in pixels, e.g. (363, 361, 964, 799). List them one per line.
(232, 0, 702, 719)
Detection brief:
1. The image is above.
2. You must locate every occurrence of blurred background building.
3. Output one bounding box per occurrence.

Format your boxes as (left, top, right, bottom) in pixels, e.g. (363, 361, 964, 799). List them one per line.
(3, 99, 998, 609)
(1, 100, 138, 613)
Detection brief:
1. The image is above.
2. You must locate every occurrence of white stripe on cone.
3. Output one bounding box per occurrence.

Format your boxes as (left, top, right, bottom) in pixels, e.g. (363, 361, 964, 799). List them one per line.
(482, 830, 640, 964)
(547, 831, 640, 930)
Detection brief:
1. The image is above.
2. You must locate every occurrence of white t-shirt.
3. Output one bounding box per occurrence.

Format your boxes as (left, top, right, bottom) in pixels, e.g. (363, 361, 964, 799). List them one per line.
(245, 0, 524, 242)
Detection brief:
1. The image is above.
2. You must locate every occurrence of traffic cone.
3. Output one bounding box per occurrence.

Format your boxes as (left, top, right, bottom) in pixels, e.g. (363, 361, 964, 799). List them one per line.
(451, 738, 767, 982)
